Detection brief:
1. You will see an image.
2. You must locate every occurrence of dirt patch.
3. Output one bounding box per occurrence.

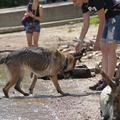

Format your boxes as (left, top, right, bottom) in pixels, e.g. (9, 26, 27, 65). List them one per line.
(0, 23, 97, 51)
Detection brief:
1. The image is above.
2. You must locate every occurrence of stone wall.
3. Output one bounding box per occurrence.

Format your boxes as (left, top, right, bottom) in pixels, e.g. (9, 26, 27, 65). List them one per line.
(0, 2, 93, 28)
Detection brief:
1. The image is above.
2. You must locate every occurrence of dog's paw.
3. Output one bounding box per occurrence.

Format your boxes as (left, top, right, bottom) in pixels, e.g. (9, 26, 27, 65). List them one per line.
(29, 88, 33, 95)
(62, 92, 71, 96)
(24, 93, 29, 96)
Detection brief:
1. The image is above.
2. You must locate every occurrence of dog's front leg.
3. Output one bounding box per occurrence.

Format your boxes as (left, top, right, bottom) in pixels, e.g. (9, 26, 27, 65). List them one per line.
(14, 70, 29, 96)
(50, 75, 70, 96)
(29, 74, 38, 94)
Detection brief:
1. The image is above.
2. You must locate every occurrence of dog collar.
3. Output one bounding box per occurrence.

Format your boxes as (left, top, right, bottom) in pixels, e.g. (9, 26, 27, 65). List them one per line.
(61, 57, 68, 71)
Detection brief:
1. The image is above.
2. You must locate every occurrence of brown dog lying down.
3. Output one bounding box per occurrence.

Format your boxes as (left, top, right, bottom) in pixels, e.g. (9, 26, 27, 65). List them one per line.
(0, 47, 86, 98)
(95, 64, 120, 120)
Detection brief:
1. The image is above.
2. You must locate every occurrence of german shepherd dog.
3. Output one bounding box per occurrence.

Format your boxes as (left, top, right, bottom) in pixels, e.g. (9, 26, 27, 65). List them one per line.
(0, 47, 86, 98)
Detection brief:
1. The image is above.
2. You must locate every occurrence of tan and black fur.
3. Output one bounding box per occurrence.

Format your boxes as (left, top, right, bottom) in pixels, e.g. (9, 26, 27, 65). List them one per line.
(0, 47, 85, 98)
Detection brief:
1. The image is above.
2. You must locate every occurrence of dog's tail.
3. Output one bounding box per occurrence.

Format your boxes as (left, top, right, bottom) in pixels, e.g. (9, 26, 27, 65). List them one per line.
(0, 57, 6, 64)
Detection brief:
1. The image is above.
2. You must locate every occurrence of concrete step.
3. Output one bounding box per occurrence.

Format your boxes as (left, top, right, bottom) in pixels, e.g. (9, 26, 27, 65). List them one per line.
(0, 1, 94, 33)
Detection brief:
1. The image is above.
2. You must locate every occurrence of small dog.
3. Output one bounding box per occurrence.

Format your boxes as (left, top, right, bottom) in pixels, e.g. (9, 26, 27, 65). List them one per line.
(0, 47, 86, 98)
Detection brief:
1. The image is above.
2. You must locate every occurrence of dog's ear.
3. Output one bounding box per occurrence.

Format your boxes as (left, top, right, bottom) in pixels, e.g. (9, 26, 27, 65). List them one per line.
(55, 50, 62, 59)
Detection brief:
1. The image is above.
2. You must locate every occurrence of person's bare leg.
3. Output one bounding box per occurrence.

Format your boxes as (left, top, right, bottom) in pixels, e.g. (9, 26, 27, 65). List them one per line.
(89, 42, 108, 90)
(96, 43, 117, 90)
(106, 43, 117, 79)
(101, 42, 108, 74)
(33, 32, 40, 47)
(26, 33, 33, 47)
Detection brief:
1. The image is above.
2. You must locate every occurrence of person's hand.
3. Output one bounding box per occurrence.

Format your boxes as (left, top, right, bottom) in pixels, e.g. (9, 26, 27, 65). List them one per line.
(75, 42, 83, 52)
(24, 12, 29, 17)
(24, 11, 34, 18)
(93, 41, 100, 51)
(29, 11, 34, 17)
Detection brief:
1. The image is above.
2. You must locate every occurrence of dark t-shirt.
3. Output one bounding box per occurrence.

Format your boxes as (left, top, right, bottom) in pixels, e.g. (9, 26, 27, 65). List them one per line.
(81, 0, 120, 19)
(27, 3, 40, 23)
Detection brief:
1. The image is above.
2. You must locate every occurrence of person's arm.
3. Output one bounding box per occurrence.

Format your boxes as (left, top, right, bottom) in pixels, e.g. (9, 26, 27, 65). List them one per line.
(25, 5, 43, 22)
(94, 8, 106, 51)
(75, 11, 90, 52)
(79, 11, 90, 41)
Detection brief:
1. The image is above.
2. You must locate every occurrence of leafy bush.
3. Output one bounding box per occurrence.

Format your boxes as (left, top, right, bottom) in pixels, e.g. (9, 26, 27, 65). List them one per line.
(0, 0, 30, 8)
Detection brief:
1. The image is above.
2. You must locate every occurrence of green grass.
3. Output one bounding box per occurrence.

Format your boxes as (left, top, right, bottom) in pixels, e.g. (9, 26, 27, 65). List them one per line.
(90, 17, 100, 25)
(73, 20, 81, 24)
(68, 28, 74, 33)
(67, 17, 100, 33)
(67, 17, 100, 26)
